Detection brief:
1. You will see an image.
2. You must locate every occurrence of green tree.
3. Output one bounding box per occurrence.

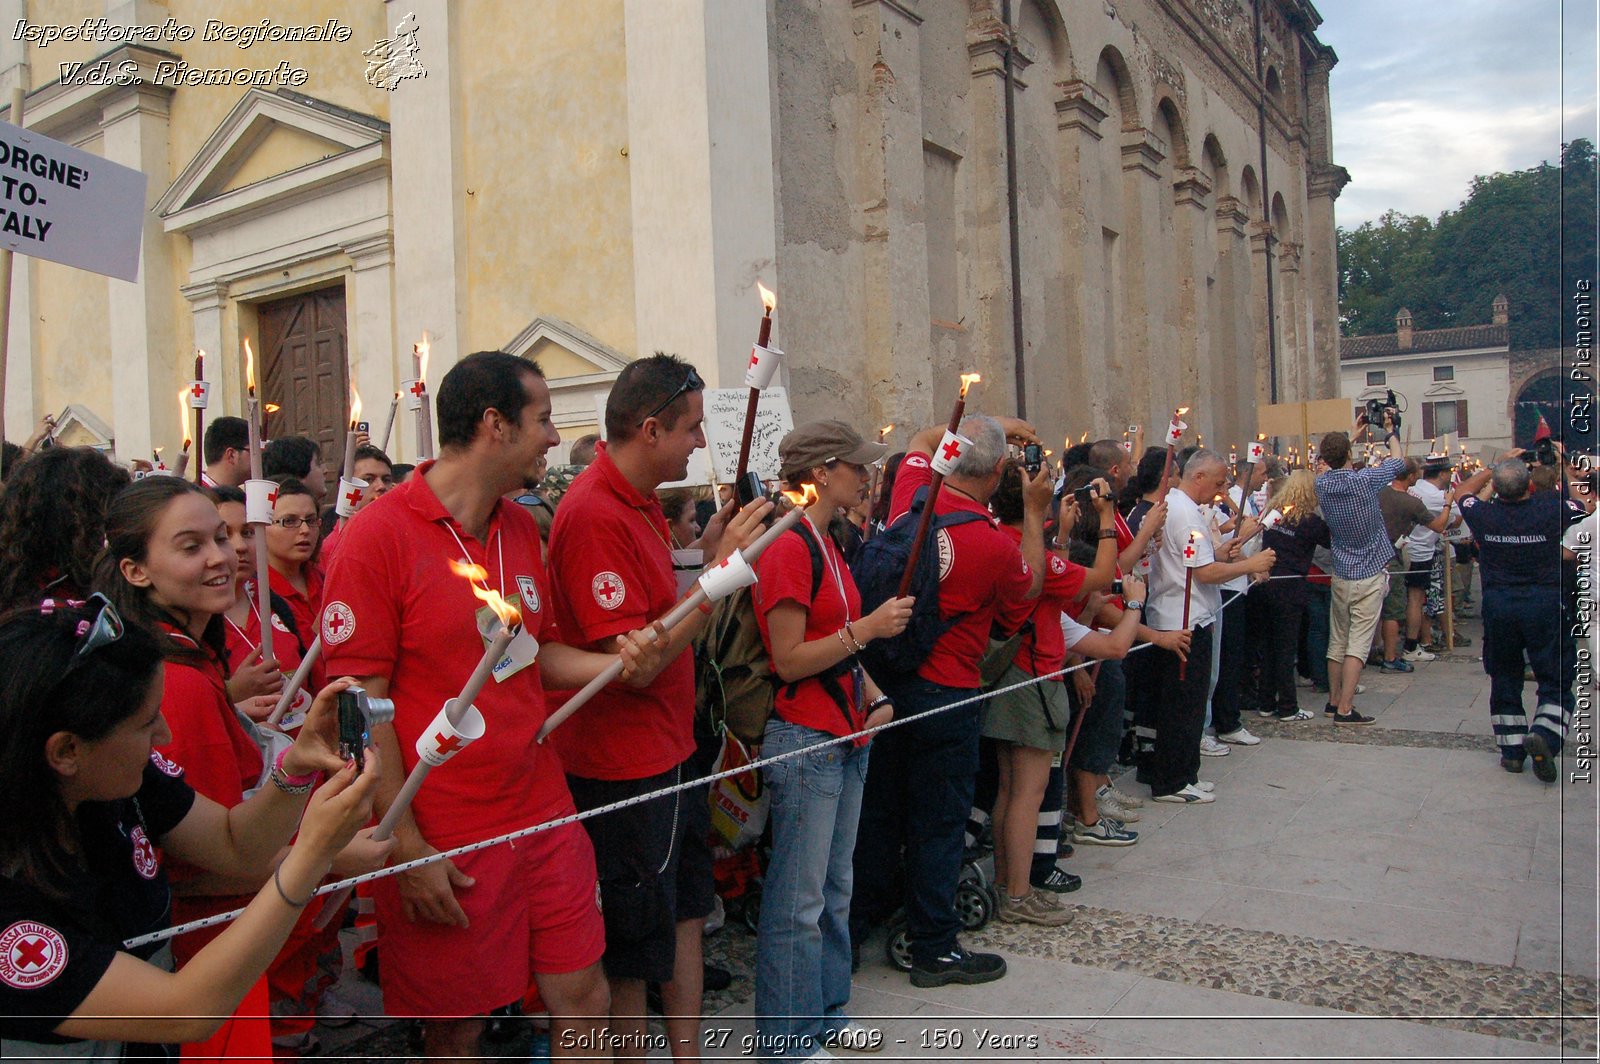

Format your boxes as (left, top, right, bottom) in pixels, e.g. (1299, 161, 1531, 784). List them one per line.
(1337, 139, 1598, 349)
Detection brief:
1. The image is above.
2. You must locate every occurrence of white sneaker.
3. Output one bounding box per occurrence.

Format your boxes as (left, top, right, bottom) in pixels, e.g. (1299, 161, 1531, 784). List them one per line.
(1095, 785, 1142, 822)
(1401, 646, 1436, 663)
(1152, 783, 1216, 804)
(1356, 683, 1367, 695)
(1218, 727, 1261, 746)
(1192, 779, 1216, 792)
(1199, 735, 1231, 756)
(1107, 784, 1146, 809)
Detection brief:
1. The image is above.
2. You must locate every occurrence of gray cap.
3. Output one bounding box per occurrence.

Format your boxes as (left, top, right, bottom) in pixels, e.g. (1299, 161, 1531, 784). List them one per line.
(778, 420, 888, 479)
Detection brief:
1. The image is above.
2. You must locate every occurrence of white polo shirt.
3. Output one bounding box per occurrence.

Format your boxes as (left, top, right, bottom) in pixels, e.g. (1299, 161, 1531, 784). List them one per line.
(1147, 487, 1220, 631)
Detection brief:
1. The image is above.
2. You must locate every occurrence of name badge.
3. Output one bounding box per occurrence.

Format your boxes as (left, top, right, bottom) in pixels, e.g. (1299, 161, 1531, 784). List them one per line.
(476, 593, 540, 683)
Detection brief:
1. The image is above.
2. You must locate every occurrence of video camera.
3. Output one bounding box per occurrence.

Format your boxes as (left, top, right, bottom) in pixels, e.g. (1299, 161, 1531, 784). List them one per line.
(1364, 389, 1402, 434)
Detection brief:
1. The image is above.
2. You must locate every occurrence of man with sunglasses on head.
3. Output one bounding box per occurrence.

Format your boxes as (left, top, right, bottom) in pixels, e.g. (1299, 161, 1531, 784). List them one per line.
(547, 353, 768, 1062)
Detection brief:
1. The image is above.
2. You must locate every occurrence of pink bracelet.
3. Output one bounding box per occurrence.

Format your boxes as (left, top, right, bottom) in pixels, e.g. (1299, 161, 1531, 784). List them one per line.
(273, 748, 318, 787)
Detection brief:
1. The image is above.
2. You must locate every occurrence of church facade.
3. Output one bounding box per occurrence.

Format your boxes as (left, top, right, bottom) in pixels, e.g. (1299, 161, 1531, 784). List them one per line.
(4, 0, 1345, 463)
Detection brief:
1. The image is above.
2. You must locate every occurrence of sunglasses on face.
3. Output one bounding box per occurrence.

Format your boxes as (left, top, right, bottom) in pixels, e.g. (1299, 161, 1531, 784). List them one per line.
(636, 366, 705, 427)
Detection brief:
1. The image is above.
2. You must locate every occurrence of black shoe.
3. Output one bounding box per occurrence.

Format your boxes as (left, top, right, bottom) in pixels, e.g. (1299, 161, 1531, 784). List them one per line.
(1032, 866, 1082, 893)
(1524, 732, 1558, 783)
(1501, 757, 1525, 774)
(1332, 710, 1375, 725)
(1324, 702, 1338, 717)
(909, 946, 1007, 988)
(703, 963, 732, 993)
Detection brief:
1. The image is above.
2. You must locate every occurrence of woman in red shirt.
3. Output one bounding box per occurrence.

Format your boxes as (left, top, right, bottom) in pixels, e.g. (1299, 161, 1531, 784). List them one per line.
(751, 421, 912, 1061)
(97, 477, 387, 1059)
(212, 486, 296, 722)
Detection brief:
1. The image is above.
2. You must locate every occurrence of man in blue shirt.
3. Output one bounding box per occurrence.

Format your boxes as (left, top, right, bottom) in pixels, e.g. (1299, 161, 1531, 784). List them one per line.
(1313, 430, 1405, 724)
(1458, 453, 1579, 782)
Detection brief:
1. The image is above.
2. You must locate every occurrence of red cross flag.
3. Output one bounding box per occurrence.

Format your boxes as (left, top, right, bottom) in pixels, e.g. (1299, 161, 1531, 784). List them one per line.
(930, 429, 973, 476)
(402, 378, 426, 411)
(697, 549, 758, 601)
(744, 343, 783, 390)
(187, 380, 211, 409)
(244, 478, 276, 525)
(415, 700, 487, 767)
(335, 476, 368, 518)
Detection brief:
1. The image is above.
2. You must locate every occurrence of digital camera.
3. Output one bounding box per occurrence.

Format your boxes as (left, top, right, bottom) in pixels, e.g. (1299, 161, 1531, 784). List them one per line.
(337, 686, 396, 769)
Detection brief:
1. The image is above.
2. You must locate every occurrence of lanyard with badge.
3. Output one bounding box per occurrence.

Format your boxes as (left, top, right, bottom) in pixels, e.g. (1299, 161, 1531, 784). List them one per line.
(446, 523, 540, 682)
(804, 514, 866, 713)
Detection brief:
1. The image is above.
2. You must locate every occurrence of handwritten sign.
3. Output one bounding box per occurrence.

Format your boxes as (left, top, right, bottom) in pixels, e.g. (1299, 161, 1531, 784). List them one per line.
(0, 120, 146, 281)
(702, 387, 793, 483)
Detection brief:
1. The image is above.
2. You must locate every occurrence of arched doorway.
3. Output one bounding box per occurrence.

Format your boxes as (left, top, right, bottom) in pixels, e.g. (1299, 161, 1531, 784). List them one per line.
(1512, 371, 1593, 447)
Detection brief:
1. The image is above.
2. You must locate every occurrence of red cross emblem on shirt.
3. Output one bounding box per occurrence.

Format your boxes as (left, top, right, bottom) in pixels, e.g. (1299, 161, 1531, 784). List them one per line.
(327, 613, 348, 635)
(598, 578, 619, 599)
(343, 485, 364, 509)
(190, 382, 206, 400)
(1183, 543, 1197, 560)
(409, 379, 427, 398)
(433, 731, 464, 756)
(13, 938, 48, 970)
(941, 438, 963, 463)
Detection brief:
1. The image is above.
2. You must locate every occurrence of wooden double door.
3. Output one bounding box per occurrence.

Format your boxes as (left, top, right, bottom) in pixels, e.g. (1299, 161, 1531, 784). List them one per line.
(258, 285, 348, 495)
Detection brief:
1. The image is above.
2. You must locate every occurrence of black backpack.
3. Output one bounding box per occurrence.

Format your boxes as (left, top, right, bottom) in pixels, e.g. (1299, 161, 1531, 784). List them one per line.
(851, 486, 987, 682)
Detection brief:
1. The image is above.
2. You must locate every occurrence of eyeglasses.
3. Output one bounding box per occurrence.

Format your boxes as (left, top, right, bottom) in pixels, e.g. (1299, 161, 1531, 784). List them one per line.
(636, 366, 705, 427)
(58, 593, 125, 683)
(271, 516, 312, 530)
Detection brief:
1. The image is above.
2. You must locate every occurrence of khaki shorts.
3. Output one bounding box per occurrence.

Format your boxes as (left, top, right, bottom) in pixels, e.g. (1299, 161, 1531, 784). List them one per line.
(1328, 572, 1388, 663)
(1381, 556, 1409, 623)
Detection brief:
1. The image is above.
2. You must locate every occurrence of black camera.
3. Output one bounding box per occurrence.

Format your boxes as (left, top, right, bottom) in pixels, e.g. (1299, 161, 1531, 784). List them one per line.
(1023, 443, 1044, 475)
(1364, 389, 1402, 433)
(1111, 578, 1124, 596)
(1533, 437, 1559, 466)
(337, 686, 396, 769)
(1072, 483, 1100, 505)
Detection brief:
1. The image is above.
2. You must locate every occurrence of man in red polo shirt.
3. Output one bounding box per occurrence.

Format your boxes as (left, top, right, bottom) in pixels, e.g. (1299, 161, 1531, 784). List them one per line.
(546, 353, 767, 1062)
(321, 351, 666, 1060)
(849, 414, 1052, 988)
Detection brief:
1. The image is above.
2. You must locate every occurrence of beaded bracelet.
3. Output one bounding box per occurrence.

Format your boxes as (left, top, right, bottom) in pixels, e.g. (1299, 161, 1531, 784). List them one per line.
(270, 749, 316, 796)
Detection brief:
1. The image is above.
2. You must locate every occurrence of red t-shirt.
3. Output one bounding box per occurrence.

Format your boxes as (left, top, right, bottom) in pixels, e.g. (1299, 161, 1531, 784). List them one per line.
(752, 521, 865, 739)
(999, 525, 1086, 677)
(546, 445, 695, 781)
(154, 627, 261, 964)
(268, 564, 323, 656)
(889, 454, 1035, 689)
(320, 464, 569, 848)
(222, 584, 308, 688)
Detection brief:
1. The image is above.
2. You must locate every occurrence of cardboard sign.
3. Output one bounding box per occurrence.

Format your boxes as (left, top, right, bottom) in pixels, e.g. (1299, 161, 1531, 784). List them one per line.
(0, 120, 146, 282)
(701, 386, 793, 483)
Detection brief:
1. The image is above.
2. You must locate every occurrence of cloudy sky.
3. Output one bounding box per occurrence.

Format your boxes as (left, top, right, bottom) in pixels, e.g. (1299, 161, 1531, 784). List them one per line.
(1318, 0, 1597, 229)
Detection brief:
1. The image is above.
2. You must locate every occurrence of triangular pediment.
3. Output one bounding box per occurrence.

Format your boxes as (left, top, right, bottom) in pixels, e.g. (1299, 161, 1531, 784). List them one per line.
(50, 404, 115, 451)
(505, 317, 632, 383)
(157, 88, 388, 233)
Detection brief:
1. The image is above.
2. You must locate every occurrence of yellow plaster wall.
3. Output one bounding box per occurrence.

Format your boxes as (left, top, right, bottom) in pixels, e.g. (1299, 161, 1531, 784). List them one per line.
(23, 0, 104, 70)
(34, 256, 111, 427)
(219, 123, 351, 194)
(527, 338, 603, 379)
(456, 0, 637, 363)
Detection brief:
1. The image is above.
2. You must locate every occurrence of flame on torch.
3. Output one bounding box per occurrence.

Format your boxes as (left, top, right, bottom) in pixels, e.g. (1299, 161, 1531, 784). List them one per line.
(448, 558, 522, 629)
(959, 373, 981, 399)
(780, 484, 820, 510)
(1257, 433, 1267, 442)
(1282, 503, 1294, 516)
(756, 281, 777, 314)
(349, 387, 363, 429)
(1176, 407, 1190, 417)
(415, 332, 431, 384)
(879, 423, 894, 441)
(265, 403, 280, 416)
(178, 389, 192, 449)
(244, 339, 255, 397)
(1080, 432, 1088, 444)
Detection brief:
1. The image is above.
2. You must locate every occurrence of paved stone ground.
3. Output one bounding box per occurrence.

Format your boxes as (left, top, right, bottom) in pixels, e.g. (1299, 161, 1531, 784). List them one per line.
(308, 597, 1599, 1060)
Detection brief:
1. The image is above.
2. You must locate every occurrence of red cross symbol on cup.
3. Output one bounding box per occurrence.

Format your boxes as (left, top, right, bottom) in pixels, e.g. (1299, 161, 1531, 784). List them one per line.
(13, 938, 48, 970)
(409, 379, 427, 398)
(941, 438, 963, 463)
(748, 349, 762, 371)
(190, 382, 206, 400)
(266, 488, 279, 506)
(433, 731, 464, 756)
(344, 485, 363, 509)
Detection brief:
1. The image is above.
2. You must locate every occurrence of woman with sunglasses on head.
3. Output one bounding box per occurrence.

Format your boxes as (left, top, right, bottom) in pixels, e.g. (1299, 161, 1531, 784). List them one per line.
(749, 421, 914, 1061)
(95, 477, 389, 1059)
(0, 598, 385, 1058)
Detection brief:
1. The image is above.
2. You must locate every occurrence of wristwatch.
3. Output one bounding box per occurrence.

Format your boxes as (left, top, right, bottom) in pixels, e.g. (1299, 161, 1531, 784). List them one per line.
(1123, 599, 1145, 612)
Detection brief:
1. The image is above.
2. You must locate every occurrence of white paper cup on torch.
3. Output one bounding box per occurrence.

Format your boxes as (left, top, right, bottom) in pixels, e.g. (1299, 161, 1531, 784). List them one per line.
(930, 430, 973, 477)
(698, 551, 758, 601)
(187, 380, 210, 409)
(1167, 417, 1189, 444)
(334, 476, 368, 519)
(1248, 440, 1266, 464)
(402, 379, 424, 411)
(244, 479, 277, 525)
(744, 343, 783, 390)
(415, 699, 486, 766)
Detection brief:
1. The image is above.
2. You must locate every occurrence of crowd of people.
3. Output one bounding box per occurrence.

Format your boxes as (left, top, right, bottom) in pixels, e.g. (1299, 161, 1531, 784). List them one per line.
(0, 350, 1590, 1063)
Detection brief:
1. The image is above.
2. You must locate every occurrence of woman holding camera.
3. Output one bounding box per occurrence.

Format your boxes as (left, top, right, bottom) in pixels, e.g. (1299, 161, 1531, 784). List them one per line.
(751, 421, 913, 1061)
(96, 477, 388, 1058)
(0, 598, 384, 1059)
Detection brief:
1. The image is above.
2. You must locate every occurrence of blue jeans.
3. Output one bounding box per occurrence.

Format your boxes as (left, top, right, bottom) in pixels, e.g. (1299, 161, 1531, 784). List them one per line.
(755, 720, 868, 1059)
(1302, 582, 1332, 688)
(1070, 659, 1125, 775)
(851, 678, 982, 966)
